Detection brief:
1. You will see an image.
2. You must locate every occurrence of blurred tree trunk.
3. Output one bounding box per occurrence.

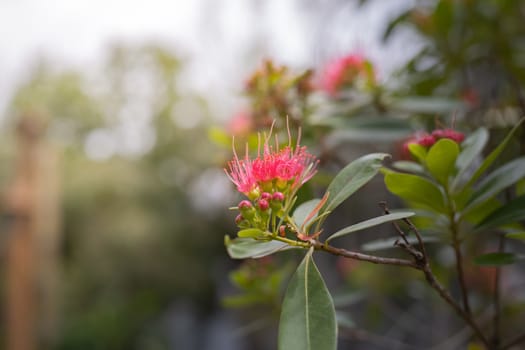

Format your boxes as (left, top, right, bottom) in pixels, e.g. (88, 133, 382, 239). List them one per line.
(4, 116, 61, 350)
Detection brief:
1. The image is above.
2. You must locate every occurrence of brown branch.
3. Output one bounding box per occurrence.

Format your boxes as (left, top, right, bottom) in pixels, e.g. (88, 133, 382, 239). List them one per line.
(493, 234, 505, 348)
(419, 262, 491, 349)
(501, 331, 525, 350)
(313, 211, 491, 349)
(450, 219, 472, 316)
(310, 240, 419, 269)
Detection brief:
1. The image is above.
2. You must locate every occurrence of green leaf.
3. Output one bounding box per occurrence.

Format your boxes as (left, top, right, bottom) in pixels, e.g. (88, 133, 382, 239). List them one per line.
(238, 228, 265, 238)
(392, 161, 425, 174)
(362, 235, 439, 252)
(476, 195, 525, 231)
(452, 128, 489, 191)
(278, 249, 337, 350)
(326, 212, 415, 243)
(465, 157, 525, 212)
(466, 119, 524, 188)
(383, 170, 446, 213)
(293, 199, 321, 228)
(517, 178, 525, 196)
(322, 153, 389, 213)
(426, 138, 460, 185)
(225, 236, 295, 259)
(408, 143, 427, 163)
(507, 232, 525, 241)
(473, 252, 519, 266)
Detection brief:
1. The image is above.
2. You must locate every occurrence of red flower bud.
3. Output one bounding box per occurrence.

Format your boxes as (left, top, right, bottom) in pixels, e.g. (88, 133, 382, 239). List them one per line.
(235, 214, 244, 224)
(258, 199, 269, 211)
(260, 192, 272, 201)
(272, 192, 285, 202)
(418, 134, 436, 147)
(432, 128, 465, 143)
(238, 200, 253, 210)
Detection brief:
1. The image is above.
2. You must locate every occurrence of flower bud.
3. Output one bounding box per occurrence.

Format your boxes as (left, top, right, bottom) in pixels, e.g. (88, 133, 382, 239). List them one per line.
(238, 200, 256, 220)
(270, 191, 285, 212)
(442, 129, 464, 143)
(248, 187, 261, 201)
(272, 192, 285, 202)
(258, 199, 269, 211)
(279, 225, 287, 237)
(418, 134, 436, 147)
(260, 192, 272, 201)
(238, 200, 253, 210)
(235, 214, 244, 225)
(432, 129, 464, 143)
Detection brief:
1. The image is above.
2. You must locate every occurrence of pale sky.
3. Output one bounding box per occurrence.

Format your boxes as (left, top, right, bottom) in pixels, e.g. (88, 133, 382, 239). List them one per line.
(0, 0, 416, 118)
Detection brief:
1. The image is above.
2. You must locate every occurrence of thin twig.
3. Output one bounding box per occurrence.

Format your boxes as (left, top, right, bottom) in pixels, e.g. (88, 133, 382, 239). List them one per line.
(401, 217, 428, 259)
(310, 240, 419, 269)
(380, 202, 410, 246)
(451, 221, 472, 316)
(313, 212, 491, 348)
(493, 234, 505, 348)
(419, 262, 491, 349)
(501, 331, 525, 350)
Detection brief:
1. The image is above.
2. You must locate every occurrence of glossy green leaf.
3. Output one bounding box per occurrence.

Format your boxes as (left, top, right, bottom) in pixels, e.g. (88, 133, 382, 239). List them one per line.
(384, 170, 446, 212)
(476, 195, 525, 231)
(326, 212, 415, 243)
(466, 119, 524, 188)
(426, 138, 460, 185)
(225, 236, 294, 259)
(473, 252, 519, 266)
(452, 128, 489, 191)
(392, 161, 425, 174)
(278, 249, 337, 350)
(465, 157, 525, 212)
(322, 153, 389, 213)
(408, 143, 427, 163)
(293, 199, 321, 228)
(462, 197, 501, 227)
(238, 228, 265, 238)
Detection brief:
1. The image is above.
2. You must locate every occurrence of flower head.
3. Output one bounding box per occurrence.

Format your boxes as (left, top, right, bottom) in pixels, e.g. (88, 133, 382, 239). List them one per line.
(225, 128, 318, 199)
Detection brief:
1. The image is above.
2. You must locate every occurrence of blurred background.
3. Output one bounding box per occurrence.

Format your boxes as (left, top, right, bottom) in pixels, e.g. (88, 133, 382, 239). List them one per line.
(1, 0, 525, 349)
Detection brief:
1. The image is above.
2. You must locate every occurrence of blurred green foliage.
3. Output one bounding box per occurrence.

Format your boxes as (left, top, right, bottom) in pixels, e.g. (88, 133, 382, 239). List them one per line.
(2, 45, 232, 349)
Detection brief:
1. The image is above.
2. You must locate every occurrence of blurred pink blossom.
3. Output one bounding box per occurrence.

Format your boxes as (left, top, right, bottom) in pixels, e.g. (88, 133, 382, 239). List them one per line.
(320, 54, 368, 96)
(227, 111, 253, 136)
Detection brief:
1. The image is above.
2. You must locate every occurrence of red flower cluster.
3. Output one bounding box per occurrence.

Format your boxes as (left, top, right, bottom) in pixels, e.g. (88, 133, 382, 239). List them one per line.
(226, 136, 318, 199)
(403, 128, 465, 154)
(321, 54, 368, 96)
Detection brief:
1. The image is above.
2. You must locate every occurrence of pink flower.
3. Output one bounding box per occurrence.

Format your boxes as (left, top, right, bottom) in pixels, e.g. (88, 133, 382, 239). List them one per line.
(320, 54, 368, 96)
(225, 133, 318, 198)
(432, 129, 465, 143)
(418, 134, 437, 147)
(227, 111, 253, 136)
